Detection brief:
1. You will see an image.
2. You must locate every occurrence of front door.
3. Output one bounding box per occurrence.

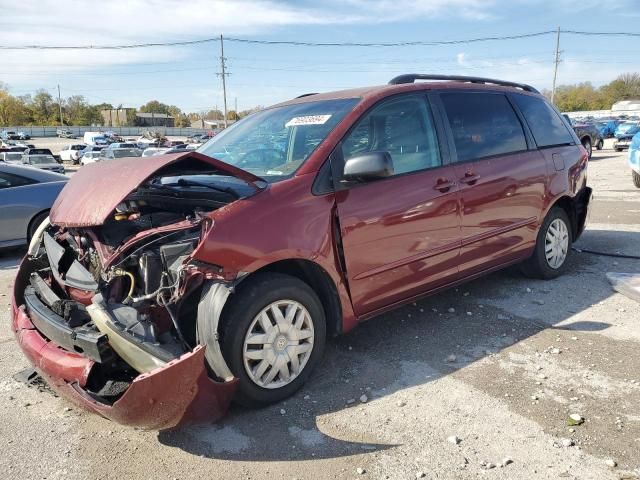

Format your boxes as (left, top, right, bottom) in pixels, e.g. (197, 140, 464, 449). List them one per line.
(438, 91, 547, 275)
(334, 94, 461, 316)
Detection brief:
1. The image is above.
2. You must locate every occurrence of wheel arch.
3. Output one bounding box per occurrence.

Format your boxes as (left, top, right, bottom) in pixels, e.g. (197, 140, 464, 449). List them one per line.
(26, 209, 50, 241)
(546, 191, 590, 242)
(246, 259, 343, 337)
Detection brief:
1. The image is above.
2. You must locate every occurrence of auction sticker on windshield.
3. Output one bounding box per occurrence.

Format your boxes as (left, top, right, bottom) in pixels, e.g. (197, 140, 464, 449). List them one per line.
(285, 115, 332, 127)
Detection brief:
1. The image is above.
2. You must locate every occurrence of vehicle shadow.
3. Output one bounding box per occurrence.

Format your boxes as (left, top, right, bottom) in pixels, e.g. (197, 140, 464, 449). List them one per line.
(158, 227, 637, 462)
(589, 154, 622, 161)
(0, 247, 25, 271)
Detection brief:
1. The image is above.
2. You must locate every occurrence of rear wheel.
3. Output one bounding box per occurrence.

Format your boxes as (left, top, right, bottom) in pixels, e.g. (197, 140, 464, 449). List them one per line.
(219, 273, 326, 407)
(596, 139, 603, 150)
(521, 207, 572, 279)
(582, 138, 592, 159)
(633, 171, 640, 189)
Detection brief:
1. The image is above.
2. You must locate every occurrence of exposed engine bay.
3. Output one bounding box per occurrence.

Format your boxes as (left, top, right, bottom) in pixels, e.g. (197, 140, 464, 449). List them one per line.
(21, 168, 252, 404)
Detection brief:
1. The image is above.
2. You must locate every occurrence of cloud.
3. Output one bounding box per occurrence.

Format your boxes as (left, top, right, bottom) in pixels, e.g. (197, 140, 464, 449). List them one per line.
(443, 54, 626, 91)
(0, 0, 500, 87)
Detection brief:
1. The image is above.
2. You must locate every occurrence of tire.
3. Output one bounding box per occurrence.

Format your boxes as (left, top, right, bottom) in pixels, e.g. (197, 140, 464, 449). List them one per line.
(596, 139, 603, 150)
(582, 138, 592, 159)
(219, 273, 326, 407)
(615, 148, 622, 152)
(633, 171, 640, 189)
(27, 211, 49, 242)
(521, 207, 572, 280)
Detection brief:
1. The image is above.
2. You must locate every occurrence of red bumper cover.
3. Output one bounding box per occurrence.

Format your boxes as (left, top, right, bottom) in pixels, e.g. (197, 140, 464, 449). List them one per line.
(11, 290, 237, 430)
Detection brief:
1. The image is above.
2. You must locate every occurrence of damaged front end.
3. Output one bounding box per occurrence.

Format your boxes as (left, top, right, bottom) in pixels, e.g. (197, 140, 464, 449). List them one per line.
(10, 152, 265, 428)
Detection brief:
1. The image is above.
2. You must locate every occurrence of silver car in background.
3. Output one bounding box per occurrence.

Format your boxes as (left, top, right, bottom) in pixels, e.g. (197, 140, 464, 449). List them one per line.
(0, 164, 67, 248)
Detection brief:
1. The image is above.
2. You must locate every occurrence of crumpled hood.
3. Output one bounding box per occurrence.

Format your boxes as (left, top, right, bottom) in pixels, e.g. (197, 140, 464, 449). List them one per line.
(50, 151, 263, 227)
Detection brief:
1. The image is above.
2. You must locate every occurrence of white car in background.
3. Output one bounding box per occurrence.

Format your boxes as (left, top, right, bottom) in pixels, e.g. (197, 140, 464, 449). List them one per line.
(80, 151, 103, 165)
(0, 151, 25, 164)
(59, 144, 85, 164)
(141, 147, 170, 157)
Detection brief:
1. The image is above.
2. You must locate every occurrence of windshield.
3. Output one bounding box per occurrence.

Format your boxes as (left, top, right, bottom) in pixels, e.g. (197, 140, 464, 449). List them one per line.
(28, 154, 56, 165)
(198, 98, 359, 182)
(4, 152, 23, 163)
(113, 148, 142, 158)
(618, 123, 638, 133)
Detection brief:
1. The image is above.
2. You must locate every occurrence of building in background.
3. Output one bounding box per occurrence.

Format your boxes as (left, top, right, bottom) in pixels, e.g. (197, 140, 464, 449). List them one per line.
(190, 119, 235, 129)
(611, 100, 640, 116)
(100, 108, 136, 126)
(100, 109, 175, 127)
(135, 112, 175, 127)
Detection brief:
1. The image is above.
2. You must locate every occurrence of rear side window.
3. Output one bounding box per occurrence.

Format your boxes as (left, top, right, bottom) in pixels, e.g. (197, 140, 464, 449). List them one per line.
(341, 95, 441, 176)
(513, 94, 574, 148)
(441, 92, 527, 162)
(0, 172, 36, 189)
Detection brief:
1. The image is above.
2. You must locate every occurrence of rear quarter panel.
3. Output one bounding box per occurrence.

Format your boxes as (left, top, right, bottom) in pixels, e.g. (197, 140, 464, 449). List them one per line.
(543, 144, 589, 214)
(0, 182, 65, 244)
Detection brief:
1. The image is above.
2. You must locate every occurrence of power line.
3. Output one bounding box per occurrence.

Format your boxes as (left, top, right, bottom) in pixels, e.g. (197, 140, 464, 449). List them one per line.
(0, 30, 639, 50)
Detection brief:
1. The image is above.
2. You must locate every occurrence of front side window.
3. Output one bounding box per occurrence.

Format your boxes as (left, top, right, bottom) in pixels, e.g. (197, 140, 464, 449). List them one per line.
(512, 94, 574, 148)
(0, 172, 36, 189)
(341, 95, 441, 177)
(441, 92, 527, 162)
(198, 98, 359, 182)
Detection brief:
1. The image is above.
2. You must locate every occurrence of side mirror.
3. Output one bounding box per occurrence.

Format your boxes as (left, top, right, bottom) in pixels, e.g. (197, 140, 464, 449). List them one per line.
(343, 151, 394, 181)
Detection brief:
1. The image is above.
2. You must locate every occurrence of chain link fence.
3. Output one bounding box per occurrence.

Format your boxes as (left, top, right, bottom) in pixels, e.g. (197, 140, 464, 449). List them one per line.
(3, 126, 211, 138)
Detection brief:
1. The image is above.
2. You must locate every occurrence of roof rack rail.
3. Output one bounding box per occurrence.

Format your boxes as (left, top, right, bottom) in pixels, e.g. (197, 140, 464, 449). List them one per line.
(296, 93, 319, 98)
(388, 74, 539, 93)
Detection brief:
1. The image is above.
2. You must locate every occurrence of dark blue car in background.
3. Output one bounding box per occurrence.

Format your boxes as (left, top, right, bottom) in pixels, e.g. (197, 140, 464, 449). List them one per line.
(595, 120, 619, 138)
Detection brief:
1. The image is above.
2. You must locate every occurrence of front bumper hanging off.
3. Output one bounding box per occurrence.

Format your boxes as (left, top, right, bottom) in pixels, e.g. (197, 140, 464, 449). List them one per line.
(11, 260, 238, 430)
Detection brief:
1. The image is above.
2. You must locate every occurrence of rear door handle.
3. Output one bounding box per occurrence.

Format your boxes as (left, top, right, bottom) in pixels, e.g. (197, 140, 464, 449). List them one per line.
(434, 178, 456, 192)
(460, 172, 480, 185)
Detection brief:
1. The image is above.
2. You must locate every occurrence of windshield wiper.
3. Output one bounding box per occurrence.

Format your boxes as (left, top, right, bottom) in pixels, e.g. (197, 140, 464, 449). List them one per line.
(147, 178, 240, 199)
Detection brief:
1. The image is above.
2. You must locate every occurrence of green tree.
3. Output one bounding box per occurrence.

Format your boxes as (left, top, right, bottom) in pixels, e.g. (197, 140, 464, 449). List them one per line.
(0, 85, 30, 126)
(549, 72, 640, 112)
(30, 90, 57, 124)
(600, 73, 640, 106)
(139, 100, 172, 115)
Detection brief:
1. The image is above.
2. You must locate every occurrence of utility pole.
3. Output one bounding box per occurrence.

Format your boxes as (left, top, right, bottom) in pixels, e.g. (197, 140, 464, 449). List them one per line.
(551, 27, 562, 105)
(234, 96, 237, 119)
(57, 84, 63, 126)
(217, 34, 230, 129)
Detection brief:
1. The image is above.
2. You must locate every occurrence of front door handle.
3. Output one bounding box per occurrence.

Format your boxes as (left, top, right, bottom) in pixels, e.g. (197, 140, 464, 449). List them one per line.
(434, 178, 456, 192)
(460, 172, 480, 185)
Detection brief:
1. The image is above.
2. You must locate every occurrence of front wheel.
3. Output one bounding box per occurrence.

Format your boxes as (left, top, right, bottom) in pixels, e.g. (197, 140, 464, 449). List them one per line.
(521, 207, 572, 279)
(633, 171, 640, 189)
(219, 273, 326, 407)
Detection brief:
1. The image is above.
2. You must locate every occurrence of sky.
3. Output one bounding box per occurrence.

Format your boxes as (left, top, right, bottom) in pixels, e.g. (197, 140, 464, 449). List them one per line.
(1, 0, 639, 113)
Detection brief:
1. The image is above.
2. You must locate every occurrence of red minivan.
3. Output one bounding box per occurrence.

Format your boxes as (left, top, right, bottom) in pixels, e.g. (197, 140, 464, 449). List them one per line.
(11, 75, 591, 428)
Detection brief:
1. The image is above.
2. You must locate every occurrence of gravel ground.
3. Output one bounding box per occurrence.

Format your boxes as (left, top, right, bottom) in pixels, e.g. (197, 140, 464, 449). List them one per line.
(0, 145, 639, 480)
